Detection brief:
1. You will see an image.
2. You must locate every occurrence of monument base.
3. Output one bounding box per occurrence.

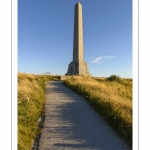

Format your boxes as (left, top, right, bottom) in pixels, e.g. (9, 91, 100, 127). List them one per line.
(65, 61, 91, 76)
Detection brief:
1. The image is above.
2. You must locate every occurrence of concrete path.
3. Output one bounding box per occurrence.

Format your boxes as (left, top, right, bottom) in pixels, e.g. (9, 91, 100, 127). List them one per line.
(38, 81, 129, 150)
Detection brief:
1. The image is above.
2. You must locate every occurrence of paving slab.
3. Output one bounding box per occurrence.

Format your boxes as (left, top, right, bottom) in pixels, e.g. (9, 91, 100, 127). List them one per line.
(38, 81, 129, 150)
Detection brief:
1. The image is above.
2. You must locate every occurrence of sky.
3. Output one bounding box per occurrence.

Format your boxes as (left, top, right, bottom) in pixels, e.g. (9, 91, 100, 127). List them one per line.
(18, 0, 132, 78)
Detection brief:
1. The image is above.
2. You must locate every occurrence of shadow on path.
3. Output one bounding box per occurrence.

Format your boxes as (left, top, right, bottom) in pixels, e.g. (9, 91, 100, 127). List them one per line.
(38, 81, 129, 150)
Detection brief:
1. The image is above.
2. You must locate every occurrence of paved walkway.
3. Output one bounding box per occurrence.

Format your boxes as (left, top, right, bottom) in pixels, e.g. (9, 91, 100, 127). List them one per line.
(38, 81, 129, 150)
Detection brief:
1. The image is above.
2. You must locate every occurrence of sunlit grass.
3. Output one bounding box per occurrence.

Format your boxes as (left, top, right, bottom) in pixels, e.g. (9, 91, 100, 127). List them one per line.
(18, 73, 132, 149)
(64, 76, 132, 148)
(18, 72, 59, 150)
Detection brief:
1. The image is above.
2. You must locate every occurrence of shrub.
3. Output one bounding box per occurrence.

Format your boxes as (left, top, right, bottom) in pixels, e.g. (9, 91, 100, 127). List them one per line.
(107, 74, 120, 82)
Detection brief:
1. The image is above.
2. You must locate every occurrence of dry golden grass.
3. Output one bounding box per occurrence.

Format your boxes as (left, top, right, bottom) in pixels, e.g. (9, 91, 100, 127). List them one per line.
(64, 76, 132, 148)
(18, 73, 40, 102)
(18, 72, 59, 150)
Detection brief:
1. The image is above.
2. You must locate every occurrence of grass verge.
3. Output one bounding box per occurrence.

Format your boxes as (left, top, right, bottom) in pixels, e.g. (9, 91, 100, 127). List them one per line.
(64, 76, 132, 148)
(18, 73, 59, 150)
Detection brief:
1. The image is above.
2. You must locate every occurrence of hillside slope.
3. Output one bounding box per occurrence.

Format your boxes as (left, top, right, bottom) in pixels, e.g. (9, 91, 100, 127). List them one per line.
(64, 76, 132, 148)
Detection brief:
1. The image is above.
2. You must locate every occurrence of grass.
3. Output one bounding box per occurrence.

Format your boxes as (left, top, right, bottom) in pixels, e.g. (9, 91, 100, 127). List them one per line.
(18, 72, 59, 150)
(18, 73, 132, 149)
(64, 75, 132, 148)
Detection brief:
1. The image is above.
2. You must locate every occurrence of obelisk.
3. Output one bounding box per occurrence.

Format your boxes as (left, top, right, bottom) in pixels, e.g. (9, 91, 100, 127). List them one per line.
(66, 2, 91, 76)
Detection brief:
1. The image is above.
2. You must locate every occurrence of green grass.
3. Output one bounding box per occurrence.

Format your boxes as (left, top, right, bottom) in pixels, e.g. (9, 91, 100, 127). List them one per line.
(64, 76, 132, 148)
(18, 73, 59, 150)
(18, 73, 132, 149)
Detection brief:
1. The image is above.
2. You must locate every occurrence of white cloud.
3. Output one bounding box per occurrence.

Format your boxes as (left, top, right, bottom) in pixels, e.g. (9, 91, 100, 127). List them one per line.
(91, 55, 114, 63)
(91, 57, 103, 63)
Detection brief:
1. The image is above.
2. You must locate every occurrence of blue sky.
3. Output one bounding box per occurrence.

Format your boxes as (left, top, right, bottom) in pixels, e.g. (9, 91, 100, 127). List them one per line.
(18, 0, 132, 78)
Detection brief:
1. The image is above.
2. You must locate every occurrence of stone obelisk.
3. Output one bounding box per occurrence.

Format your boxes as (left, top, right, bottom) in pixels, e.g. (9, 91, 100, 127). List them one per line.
(66, 2, 91, 76)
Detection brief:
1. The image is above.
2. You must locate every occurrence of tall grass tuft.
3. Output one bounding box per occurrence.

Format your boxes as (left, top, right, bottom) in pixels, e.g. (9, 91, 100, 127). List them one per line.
(18, 73, 59, 150)
(64, 76, 132, 148)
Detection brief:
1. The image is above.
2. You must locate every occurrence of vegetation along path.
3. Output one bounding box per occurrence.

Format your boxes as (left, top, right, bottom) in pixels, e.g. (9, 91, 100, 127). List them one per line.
(38, 81, 129, 150)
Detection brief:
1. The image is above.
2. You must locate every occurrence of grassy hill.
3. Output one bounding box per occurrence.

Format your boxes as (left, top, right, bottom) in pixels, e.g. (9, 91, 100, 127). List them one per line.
(18, 73, 132, 149)
(64, 75, 132, 148)
(18, 73, 59, 150)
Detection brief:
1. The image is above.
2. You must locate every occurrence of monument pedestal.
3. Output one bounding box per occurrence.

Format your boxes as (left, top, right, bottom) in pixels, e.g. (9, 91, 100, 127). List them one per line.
(66, 61, 91, 76)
